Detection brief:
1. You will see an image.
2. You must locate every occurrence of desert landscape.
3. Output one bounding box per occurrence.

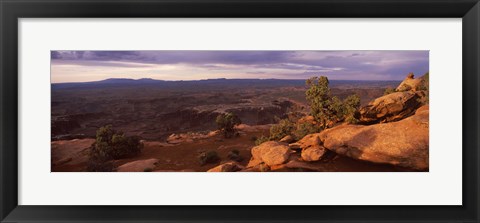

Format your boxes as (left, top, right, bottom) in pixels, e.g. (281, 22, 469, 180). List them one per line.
(51, 50, 429, 172)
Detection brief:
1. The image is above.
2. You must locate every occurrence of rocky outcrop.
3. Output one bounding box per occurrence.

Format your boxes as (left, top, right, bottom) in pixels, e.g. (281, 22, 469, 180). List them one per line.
(166, 131, 218, 144)
(396, 73, 426, 92)
(270, 159, 325, 171)
(289, 133, 321, 149)
(51, 138, 95, 170)
(359, 73, 428, 124)
(247, 141, 292, 167)
(319, 106, 429, 170)
(359, 91, 424, 124)
(207, 162, 244, 172)
(117, 158, 159, 172)
(289, 133, 327, 161)
(301, 147, 326, 162)
(280, 135, 294, 143)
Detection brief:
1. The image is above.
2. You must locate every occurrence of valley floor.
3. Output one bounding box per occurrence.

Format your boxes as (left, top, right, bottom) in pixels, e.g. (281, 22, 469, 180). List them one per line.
(51, 125, 411, 172)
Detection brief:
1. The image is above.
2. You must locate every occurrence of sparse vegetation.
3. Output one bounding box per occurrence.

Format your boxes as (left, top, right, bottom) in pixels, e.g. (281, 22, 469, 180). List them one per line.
(198, 150, 220, 165)
(143, 167, 153, 172)
(384, 87, 396, 95)
(87, 125, 143, 172)
(227, 149, 243, 162)
(269, 119, 295, 141)
(216, 112, 242, 138)
(255, 135, 270, 145)
(269, 117, 322, 141)
(305, 76, 361, 128)
(341, 94, 361, 124)
(293, 122, 322, 140)
(306, 76, 332, 129)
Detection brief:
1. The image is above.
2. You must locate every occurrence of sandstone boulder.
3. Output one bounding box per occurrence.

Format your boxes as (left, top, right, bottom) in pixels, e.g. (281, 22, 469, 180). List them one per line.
(280, 135, 295, 143)
(289, 133, 327, 161)
(248, 141, 291, 166)
(319, 106, 429, 170)
(301, 147, 326, 162)
(359, 91, 424, 124)
(396, 72, 426, 92)
(207, 162, 244, 172)
(117, 158, 159, 172)
(415, 105, 429, 114)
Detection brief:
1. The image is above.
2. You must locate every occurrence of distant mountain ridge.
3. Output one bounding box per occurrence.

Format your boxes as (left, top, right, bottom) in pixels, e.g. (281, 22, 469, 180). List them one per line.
(51, 78, 400, 90)
(96, 78, 164, 84)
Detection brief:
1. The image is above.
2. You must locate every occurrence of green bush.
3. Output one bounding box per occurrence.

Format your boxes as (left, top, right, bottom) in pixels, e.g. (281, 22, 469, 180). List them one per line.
(227, 149, 243, 162)
(269, 119, 295, 141)
(305, 76, 361, 128)
(255, 135, 270, 146)
(341, 94, 361, 124)
(198, 150, 220, 165)
(87, 125, 143, 172)
(293, 122, 322, 140)
(216, 113, 242, 138)
(306, 76, 333, 129)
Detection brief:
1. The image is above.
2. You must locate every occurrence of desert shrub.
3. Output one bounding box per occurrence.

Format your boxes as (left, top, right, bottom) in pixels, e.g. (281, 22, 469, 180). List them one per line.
(305, 76, 361, 128)
(143, 167, 153, 172)
(306, 76, 333, 129)
(384, 87, 396, 95)
(269, 119, 295, 141)
(341, 94, 361, 124)
(255, 135, 269, 145)
(293, 122, 322, 140)
(216, 113, 242, 138)
(87, 125, 143, 172)
(227, 149, 243, 162)
(198, 150, 220, 165)
(92, 125, 143, 159)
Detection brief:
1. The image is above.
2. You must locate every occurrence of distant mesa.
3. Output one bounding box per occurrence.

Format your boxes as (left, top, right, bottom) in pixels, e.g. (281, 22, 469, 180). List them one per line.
(52, 78, 401, 91)
(97, 78, 163, 84)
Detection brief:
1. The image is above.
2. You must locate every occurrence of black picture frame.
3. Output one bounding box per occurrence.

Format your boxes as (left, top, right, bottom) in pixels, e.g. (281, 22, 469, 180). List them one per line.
(1, 0, 479, 222)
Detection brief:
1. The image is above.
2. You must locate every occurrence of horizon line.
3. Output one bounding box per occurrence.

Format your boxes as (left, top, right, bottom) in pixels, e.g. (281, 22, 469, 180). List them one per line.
(51, 77, 404, 84)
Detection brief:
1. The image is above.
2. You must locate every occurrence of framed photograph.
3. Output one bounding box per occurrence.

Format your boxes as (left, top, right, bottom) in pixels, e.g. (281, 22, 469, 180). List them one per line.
(1, 0, 479, 222)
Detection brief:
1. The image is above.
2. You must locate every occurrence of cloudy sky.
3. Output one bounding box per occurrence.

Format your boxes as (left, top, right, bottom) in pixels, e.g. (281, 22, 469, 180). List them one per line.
(51, 50, 429, 83)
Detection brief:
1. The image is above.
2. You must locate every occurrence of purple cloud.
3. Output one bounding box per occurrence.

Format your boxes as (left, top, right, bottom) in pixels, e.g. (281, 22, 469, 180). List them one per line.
(51, 50, 429, 80)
